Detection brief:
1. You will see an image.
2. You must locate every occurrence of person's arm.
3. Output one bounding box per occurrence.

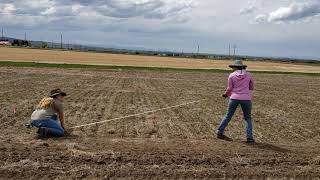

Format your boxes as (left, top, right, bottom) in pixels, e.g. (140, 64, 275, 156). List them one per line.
(54, 101, 65, 129)
(223, 76, 233, 97)
(59, 112, 65, 129)
(249, 76, 254, 91)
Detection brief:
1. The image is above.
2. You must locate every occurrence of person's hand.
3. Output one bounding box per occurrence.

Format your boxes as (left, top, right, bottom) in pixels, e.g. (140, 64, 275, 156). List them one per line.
(63, 128, 73, 136)
(64, 130, 70, 136)
(222, 94, 228, 98)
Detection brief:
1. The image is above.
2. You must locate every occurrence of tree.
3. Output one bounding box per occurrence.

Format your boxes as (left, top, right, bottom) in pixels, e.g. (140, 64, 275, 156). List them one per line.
(12, 40, 21, 46)
(21, 40, 30, 46)
(41, 42, 48, 48)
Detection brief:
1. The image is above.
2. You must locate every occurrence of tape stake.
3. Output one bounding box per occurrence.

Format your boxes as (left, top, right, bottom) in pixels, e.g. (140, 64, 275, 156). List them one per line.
(12, 104, 16, 114)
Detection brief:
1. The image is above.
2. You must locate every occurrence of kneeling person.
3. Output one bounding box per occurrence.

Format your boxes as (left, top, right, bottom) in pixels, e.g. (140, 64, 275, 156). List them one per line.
(30, 89, 67, 138)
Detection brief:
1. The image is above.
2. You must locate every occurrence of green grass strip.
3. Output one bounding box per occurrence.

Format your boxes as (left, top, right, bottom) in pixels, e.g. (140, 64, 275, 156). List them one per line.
(0, 61, 319, 76)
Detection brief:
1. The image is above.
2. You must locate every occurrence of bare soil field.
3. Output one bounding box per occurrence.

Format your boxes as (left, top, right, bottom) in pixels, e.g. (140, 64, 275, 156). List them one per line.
(0, 66, 320, 179)
(1, 47, 320, 73)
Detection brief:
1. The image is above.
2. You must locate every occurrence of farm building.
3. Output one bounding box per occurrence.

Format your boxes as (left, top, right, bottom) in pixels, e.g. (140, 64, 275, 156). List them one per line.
(0, 40, 11, 46)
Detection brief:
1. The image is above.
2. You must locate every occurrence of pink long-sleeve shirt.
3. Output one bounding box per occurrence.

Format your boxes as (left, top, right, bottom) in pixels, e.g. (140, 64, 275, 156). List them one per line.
(224, 70, 254, 100)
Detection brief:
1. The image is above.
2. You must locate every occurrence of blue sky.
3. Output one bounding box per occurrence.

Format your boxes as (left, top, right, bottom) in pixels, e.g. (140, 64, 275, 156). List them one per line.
(1, 0, 320, 59)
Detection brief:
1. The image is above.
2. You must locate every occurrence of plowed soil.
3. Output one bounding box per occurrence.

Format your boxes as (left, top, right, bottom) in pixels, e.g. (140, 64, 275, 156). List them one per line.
(0, 67, 319, 179)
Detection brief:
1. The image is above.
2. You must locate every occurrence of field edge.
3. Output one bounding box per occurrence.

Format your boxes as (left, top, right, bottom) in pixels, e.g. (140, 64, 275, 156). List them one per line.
(1, 60, 320, 76)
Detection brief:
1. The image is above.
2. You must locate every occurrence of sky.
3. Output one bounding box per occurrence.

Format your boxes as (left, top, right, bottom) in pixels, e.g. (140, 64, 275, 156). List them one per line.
(0, 0, 320, 59)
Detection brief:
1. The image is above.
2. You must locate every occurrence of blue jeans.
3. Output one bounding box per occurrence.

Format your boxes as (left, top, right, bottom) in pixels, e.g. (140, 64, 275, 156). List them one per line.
(31, 116, 64, 137)
(217, 99, 253, 139)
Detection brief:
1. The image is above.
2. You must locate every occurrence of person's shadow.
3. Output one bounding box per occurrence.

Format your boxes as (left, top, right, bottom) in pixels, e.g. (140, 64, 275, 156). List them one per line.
(249, 142, 291, 153)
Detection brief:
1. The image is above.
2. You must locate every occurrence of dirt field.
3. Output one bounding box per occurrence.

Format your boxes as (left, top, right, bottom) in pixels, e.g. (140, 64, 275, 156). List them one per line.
(0, 66, 319, 179)
(1, 47, 320, 73)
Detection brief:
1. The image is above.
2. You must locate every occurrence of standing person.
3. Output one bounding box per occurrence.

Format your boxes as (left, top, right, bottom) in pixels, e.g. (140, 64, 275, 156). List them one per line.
(217, 60, 255, 143)
(30, 89, 67, 138)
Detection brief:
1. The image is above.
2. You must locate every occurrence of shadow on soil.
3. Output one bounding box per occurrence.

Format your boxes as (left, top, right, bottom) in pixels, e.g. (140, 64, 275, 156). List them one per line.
(250, 142, 291, 153)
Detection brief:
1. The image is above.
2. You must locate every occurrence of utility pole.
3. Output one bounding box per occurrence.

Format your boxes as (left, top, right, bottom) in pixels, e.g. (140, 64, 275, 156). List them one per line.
(233, 44, 237, 57)
(228, 44, 231, 57)
(195, 41, 200, 55)
(197, 44, 200, 55)
(1, 28, 3, 40)
(60, 34, 63, 49)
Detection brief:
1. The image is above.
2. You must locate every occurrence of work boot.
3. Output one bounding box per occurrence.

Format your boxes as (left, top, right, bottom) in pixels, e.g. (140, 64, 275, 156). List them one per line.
(217, 133, 227, 139)
(37, 127, 50, 139)
(217, 133, 233, 141)
(247, 138, 255, 144)
(25, 123, 33, 128)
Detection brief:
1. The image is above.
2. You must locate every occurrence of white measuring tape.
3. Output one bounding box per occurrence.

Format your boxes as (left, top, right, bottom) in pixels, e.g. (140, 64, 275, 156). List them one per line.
(70, 98, 207, 129)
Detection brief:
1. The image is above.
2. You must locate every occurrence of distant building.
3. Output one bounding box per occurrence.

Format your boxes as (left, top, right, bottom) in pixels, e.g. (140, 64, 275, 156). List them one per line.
(0, 40, 11, 46)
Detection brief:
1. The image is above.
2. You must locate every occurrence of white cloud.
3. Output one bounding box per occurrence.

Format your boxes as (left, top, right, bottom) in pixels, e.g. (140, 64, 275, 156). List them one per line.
(0, 0, 195, 19)
(240, 6, 257, 15)
(240, 0, 258, 15)
(0, 3, 16, 15)
(254, 14, 267, 23)
(41, 7, 56, 16)
(0, 0, 196, 31)
(254, 1, 320, 23)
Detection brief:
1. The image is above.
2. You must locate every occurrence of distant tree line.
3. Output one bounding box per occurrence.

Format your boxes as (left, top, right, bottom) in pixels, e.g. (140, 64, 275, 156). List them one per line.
(12, 40, 31, 47)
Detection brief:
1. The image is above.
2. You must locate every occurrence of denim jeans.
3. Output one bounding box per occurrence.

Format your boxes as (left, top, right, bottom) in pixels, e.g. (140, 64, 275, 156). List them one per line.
(217, 99, 253, 139)
(31, 115, 64, 137)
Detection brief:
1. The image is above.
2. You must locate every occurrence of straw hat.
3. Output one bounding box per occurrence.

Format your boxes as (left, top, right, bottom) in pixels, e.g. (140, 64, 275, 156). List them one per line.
(229, 59, 247, 68)
(49, 88, 67, 97)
